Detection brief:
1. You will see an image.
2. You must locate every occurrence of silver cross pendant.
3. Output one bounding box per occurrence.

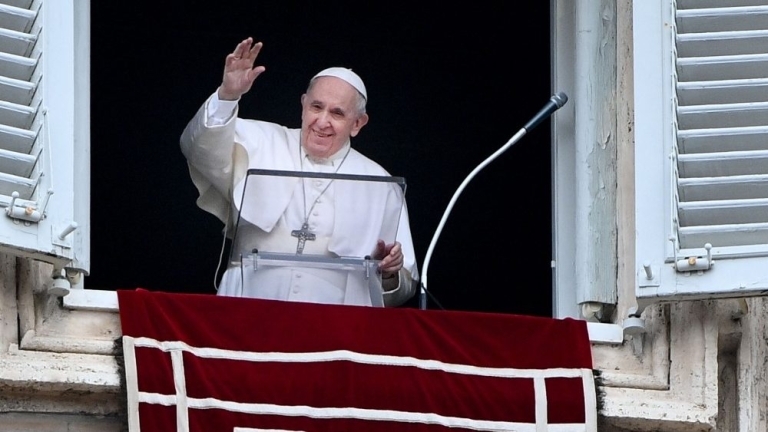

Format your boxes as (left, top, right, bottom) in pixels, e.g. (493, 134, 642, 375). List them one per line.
(291, 223, 317, 254)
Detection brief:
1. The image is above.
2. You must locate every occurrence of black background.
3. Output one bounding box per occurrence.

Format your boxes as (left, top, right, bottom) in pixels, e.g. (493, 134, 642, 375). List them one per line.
(87, 2, 553, 317)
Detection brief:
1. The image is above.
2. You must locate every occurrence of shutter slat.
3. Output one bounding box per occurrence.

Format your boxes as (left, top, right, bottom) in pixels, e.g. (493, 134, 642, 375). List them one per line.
(2, 1, 33, 9)
(0, 75, 34, 105)
(678, 126, 768, 153)
(678, 5, 768, 16)
(678, 198, 768, 226)
(0, 27, 36, 56)
(678, 78, 768, 105)
(0, 3, 36, 33)
(679, 223, 768, 249)
(677, 30, 768, 57)
(0, 170, 35, 199)
(678, 101, 768, 129)
(0, 147, 35, 177)
(677, 6, 768, 33)
(0, 123, 35, 153)
(678, 150, 768, 178)
(0, 99, 34, 129)
(678, 174, 768, 201)
(678, 54, 768, 81)
(0, 50, 35, 80)
(679, 174, 768, 201)
(678, 0, 768, 10)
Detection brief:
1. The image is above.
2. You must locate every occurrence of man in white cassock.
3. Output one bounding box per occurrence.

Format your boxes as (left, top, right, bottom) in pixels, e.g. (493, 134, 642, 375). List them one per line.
(180, 37, 418, 307)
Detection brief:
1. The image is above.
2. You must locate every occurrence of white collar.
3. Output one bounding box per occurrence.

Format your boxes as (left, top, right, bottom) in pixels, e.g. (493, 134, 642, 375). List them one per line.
(302, 142, 351, 167)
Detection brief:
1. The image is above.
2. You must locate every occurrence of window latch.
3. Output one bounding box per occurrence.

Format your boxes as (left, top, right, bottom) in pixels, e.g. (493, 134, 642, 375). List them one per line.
(5, 189, 53, 224)
(670, 237, 714, 273)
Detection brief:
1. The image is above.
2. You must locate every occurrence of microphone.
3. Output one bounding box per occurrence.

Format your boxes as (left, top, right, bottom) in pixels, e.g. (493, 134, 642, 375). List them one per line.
(523, 92, 569, 132)
(418, 91, 570, 310)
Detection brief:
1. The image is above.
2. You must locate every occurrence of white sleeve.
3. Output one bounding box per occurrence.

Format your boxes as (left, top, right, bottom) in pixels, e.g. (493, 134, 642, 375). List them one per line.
(205, 92, 240, 126)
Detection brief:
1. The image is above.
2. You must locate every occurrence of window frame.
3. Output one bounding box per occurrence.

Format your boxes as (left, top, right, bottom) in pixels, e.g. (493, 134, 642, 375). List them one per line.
(63, 0, 628, 345)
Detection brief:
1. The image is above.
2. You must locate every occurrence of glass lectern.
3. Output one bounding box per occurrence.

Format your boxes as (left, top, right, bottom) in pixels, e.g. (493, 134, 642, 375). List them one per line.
(228, 169, 406, 307)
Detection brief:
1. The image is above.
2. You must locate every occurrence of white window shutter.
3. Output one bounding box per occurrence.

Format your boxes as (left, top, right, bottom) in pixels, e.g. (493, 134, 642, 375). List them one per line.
(634, 0, 768, 305)
(0, 0, 89, 273)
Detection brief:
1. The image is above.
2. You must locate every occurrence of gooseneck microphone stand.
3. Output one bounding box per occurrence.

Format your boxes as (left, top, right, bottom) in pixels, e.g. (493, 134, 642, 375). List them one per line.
(419, 92, 569, 310)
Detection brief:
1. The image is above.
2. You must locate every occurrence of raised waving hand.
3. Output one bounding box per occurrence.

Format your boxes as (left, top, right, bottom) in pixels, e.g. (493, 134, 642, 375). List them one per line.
(218, 37, 266, 101)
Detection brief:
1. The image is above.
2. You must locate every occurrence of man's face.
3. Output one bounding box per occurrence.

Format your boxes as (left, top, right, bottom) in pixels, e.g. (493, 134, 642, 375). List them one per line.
(300, 76, 368, 159)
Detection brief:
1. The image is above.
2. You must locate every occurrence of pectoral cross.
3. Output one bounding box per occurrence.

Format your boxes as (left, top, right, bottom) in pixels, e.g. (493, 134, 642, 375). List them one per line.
(291, 223, 316, 254)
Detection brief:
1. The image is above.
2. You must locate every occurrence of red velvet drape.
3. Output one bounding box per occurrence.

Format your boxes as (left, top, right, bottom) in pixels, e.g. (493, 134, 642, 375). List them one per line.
(118, 289, 594, 432)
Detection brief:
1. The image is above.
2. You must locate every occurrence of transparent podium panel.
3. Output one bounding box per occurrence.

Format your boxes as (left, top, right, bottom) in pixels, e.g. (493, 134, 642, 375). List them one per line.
(228, 169, 406, 307)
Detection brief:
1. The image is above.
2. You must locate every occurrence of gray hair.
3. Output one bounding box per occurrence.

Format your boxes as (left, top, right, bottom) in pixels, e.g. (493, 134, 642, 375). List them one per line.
(306, 77, 367, 116)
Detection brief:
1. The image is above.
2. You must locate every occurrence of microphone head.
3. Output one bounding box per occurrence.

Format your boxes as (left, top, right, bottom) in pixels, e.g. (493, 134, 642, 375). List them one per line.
(552, 92, 568, 108)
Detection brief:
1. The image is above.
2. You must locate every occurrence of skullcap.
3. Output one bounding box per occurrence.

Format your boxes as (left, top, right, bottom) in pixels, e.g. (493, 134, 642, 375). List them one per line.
(312, 67, 367, 101)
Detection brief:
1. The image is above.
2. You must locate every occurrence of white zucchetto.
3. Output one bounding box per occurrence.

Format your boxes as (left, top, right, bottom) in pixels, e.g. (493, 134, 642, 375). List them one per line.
(312, 67, 368, 101)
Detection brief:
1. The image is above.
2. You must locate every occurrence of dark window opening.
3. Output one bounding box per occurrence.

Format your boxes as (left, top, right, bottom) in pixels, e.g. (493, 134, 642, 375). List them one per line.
(88, 2, 552, 317)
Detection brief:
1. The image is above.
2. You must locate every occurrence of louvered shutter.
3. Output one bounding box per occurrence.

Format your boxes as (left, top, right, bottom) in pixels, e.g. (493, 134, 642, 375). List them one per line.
(0, 0, 89, 273)
(634, 0, 768, 304)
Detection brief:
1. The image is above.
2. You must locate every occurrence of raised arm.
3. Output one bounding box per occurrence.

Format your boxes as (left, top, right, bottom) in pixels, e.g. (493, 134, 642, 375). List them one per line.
(218, 37, 267, 101)
(179, 38, 267, 214)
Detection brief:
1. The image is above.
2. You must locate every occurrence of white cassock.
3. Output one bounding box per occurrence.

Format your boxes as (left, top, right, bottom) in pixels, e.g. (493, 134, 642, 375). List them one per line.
(180, 92, 418, 307)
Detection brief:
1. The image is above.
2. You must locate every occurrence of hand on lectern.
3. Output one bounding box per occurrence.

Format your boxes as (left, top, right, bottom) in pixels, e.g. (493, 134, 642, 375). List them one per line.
(373, 240, 403, 279)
